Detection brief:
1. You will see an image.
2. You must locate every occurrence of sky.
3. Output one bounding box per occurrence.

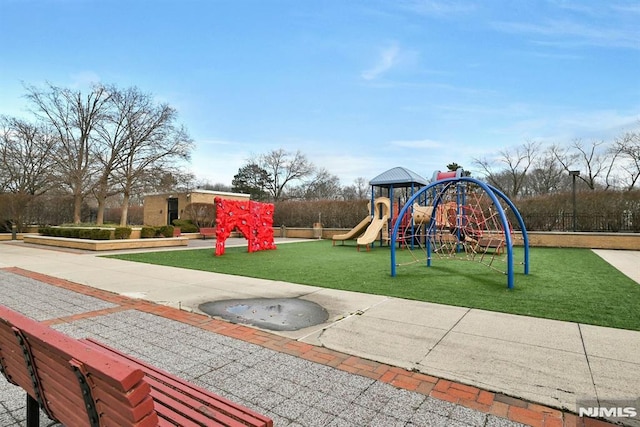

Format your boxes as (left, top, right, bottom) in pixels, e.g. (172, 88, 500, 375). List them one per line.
(1, 0, 639, 188)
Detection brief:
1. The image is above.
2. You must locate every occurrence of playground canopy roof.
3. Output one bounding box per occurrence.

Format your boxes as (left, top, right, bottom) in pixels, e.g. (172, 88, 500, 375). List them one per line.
(369, 166, 429, 188)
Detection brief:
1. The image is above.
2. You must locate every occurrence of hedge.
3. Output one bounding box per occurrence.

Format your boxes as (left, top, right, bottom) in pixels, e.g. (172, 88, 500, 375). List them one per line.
(140, 225, 175, 238)
(114, 227, 132, 239)
(38, 227, 112, 240)
(172, 219, 199, 233)
(140, 226, 158, 238)
(272, 191, 639, 232)
(273, 200, 369, 228)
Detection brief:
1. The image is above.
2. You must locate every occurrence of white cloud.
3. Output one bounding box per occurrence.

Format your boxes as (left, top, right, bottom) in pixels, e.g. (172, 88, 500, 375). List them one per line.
(545, 109, 640, 139)
(361, 43, 401, 81)
(492, 18, 640, 50)
(612, 4, 640, 14)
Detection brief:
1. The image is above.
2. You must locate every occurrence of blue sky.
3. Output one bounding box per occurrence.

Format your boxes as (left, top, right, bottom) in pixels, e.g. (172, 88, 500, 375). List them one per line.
(1, 0, 639, 187)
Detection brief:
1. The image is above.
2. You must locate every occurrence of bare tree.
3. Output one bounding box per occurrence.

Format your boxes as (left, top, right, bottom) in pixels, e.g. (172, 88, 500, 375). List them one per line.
(295, 168, 342, 200)
(92, 86, 132, 224)
(0, 116, 58, 230)
(183, 202, 216, 228)
(341, 177, 369, 200)
(473, 140, 540, 198)
(613, 130, 640, 190)
(0, 116, 57, 195)
(108, 87, 193, 226)
(25, 83, 112, 223)
(525, 146, 567, 195)
(257, 149, 314, 201)
(551, 139, 613, 190)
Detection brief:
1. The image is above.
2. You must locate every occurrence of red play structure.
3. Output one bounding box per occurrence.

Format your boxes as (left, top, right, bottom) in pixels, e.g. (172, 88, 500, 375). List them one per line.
(214, 197, 276, 256)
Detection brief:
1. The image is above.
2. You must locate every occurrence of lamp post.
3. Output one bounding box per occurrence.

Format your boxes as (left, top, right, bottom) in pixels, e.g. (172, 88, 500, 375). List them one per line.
(569, 170, 580, 232)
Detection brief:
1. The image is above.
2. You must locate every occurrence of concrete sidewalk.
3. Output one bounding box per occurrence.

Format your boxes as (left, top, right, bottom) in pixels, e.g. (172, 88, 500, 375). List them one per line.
(0, 239, 638, 426)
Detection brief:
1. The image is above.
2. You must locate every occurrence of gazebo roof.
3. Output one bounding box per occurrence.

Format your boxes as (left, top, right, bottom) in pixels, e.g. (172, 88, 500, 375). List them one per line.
(369, 166, 429, 187)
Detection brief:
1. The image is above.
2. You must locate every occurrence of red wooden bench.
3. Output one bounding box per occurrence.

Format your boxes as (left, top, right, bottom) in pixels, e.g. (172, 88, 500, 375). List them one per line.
(199, 227, 216, 239)
(0, 305, 272, 427)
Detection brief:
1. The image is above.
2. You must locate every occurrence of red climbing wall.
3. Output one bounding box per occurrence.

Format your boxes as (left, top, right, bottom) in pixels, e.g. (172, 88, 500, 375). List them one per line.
(214, 197, 276, 256)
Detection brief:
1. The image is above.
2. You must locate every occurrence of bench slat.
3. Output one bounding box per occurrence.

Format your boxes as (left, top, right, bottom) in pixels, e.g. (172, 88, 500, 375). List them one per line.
(0, 338, 33, 389)
(17, 353, 154, 426)
(147, 375, 261, 426)
(83, 338, 273, 427)
(0, 307, 145, 391)
(147, 378, 244, 426)
(25, 329, 155, 425)
(32, 347, 157, 425)
(0, 325, 47, 411)
(1, 305, 271, 427)
(28, 368, 88, 425)
(0, 325, 94, 425)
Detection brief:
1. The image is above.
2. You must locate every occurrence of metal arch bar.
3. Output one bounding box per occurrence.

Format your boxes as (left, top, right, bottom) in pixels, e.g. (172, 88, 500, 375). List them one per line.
(391, 176, 528, 289)
(485, 184, 530, 275)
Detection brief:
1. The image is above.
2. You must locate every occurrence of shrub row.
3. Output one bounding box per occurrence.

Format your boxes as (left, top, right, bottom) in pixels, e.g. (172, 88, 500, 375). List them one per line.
(38, 225, 177, 240)
(172, 219, 199, 233)
(114, 227, 132, 239)
(271, 190, 639, 232)
(512, 190, 640, 232)
(140, 225, 175, 238)
(273, 200, 369, 228)
(38, 227, 116, 240)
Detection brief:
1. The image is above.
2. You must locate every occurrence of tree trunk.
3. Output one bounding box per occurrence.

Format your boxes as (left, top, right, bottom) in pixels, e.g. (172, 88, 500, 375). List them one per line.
(95, 197, 105, 225)
(94, 178, 109, 225)
(73, 191, 83, 224)
(120, 192, 130, 227)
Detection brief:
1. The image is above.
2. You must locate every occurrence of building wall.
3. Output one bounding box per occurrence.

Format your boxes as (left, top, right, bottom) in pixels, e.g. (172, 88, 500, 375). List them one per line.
(143, 196, 168, 226)
(143, 190, 250, 226)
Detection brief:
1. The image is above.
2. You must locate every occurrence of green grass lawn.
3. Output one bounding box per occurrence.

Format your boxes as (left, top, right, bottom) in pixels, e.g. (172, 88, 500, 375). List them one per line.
(107, 240, 640, 331)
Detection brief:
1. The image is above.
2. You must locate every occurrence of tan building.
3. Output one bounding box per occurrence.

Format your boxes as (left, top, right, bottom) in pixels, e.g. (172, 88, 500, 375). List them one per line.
(143, 190, 251, 226)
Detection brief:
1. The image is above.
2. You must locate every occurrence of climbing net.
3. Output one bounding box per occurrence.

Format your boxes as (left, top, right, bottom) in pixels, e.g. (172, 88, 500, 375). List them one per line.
(395, 182, 515, 273)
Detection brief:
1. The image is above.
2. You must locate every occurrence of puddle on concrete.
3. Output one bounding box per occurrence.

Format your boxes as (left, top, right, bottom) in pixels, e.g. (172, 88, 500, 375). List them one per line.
(199, 298, 329, 331)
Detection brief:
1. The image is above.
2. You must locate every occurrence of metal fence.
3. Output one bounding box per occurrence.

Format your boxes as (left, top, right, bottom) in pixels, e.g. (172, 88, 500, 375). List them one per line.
(513, 212, 639, 233)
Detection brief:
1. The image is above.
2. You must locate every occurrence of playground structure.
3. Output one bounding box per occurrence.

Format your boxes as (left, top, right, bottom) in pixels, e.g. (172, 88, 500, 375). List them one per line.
(332, 167, 429, 251)
(390, 169, 530, 289)
(331, 216, 371, 243)
(332, 197, 391, 250)
(332, 166, 529, 289)
(213, 197, 276, 256)
(357, 197, 390, 249)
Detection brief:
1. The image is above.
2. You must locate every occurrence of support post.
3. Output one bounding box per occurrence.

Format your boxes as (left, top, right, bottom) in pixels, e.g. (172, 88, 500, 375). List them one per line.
(26, 394, 39, 427)
(569, 170, 580, 232)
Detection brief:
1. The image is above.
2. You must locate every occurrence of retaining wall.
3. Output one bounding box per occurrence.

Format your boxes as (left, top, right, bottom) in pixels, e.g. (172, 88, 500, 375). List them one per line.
(278, 227, 640, 250)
